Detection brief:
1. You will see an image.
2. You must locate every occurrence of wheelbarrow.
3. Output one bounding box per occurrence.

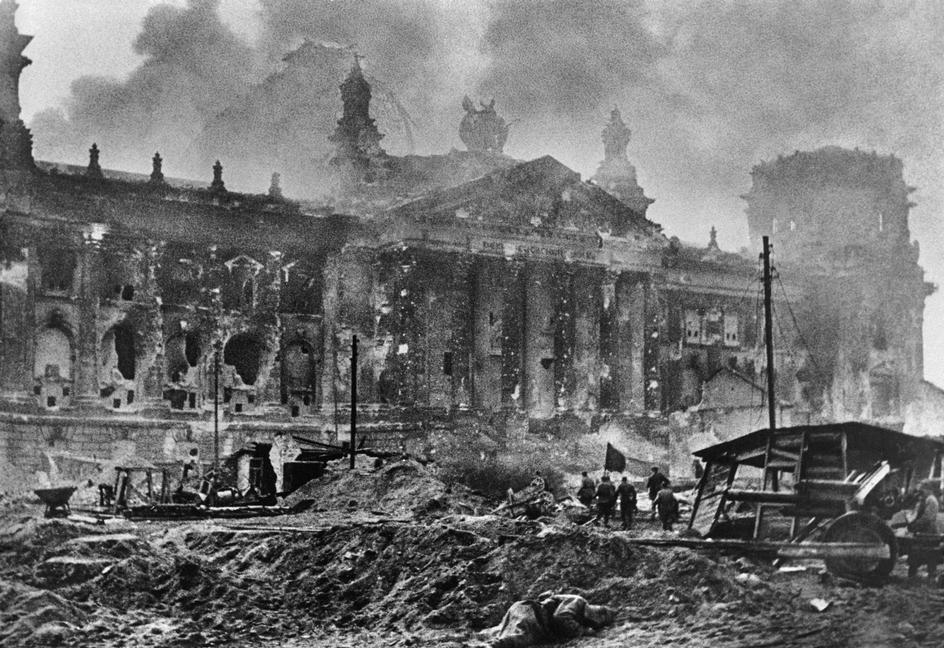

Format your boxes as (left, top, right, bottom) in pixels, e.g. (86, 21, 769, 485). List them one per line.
(34, 486, 77, 518)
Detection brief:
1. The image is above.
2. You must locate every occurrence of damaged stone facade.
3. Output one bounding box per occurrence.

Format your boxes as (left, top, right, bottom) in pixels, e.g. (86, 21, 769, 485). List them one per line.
(0, 7, 932, 477)
(744, 147, 934, 425)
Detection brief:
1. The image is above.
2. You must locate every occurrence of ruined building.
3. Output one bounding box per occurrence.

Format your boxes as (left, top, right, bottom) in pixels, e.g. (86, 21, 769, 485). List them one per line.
(0, 3, 933, 478)
(744, 148, 934, 424)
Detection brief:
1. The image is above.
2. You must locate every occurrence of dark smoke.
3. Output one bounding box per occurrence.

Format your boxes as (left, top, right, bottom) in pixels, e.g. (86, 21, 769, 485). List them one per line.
(477, 0, 662, 118)
(31, 0, 260, 182)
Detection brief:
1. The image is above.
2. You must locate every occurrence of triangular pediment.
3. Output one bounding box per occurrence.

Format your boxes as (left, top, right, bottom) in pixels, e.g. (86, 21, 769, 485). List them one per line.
(384, 155, 663, 241)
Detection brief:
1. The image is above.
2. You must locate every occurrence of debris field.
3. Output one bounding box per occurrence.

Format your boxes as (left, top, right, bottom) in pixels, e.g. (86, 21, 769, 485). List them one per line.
(1, 459, 943, 648)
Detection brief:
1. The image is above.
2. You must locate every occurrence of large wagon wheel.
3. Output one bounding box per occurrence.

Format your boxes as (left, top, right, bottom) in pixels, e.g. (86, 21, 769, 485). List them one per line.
(822, 512, 898, 583)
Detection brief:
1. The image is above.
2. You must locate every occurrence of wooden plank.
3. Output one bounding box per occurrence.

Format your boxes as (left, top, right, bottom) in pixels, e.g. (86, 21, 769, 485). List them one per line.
(620, 537, 889, 560)
(769, 447, 800, 462)
(726, 489, 800, 504)
(777, 543, 890, 560)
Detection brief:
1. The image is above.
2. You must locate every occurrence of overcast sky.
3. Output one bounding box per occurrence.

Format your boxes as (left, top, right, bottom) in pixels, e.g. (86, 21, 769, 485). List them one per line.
(14, 0, 944, 388)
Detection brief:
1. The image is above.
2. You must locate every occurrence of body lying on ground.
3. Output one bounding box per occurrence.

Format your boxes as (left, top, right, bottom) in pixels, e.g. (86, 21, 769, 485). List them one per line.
(484, 593, 616, 648)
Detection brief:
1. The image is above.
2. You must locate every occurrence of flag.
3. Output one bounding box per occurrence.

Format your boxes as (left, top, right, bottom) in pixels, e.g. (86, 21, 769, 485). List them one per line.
(604, 442, 626, 473)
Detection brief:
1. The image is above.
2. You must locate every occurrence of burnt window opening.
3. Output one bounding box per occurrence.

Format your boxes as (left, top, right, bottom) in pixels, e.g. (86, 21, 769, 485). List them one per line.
(126, 390, 135, 404)
(47, 396, 56, 407)
(540, 358, 554, 370)
(291, 405, 300, 417)
(165, 390, 186, 410)
(488, 311, 495, 327)
(188, 393, 197, 408)
(223, 334, 262, 385)
(185, 331, 201, 367)
(121, 285, 135, 301)
(281, 341, 316, 405)
(63, 387, 70, 397)
(39, 248, 76, 292)
(107, 324, 136, 380)
(113, 398, 122, 409)
(234, 403, 243, 413)
(223, 387, 233, 403)
(242, 279, 254, 308)
(247, 394, 255, 404)
(443, 352, 453, 376)
(280, 267, 324, 315)
(33, 386, 41, 395)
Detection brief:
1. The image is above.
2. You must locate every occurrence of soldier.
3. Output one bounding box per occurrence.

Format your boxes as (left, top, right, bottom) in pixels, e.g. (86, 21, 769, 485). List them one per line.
(646, 466, 669, 521)
(616, 476, 637, 530)
(577, 471, 596, 508)
(907, 479, 941, 582)
(594, 475, 617, 527)
(487, 592, 616, 648)
(654, 481, 679, 531)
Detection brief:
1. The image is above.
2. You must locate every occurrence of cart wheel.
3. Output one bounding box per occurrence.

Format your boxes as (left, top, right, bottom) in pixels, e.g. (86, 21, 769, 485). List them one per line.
(822, 511, 897, 584)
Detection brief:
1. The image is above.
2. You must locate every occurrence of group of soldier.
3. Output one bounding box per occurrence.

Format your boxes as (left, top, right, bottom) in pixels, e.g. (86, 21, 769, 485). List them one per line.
(576, 466, 679, 531)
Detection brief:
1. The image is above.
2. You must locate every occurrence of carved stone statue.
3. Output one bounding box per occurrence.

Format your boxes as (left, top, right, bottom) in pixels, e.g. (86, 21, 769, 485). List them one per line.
(602, 108, 631, 162)
(459, 96, 509, 154)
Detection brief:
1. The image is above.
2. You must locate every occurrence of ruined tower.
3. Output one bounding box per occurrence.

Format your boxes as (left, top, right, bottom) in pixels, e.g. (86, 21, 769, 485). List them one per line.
(328, 58, 387, 188)
(743, 147, 933, 423)
(0, 0, 34, 170)
(591, 108, 652, 215)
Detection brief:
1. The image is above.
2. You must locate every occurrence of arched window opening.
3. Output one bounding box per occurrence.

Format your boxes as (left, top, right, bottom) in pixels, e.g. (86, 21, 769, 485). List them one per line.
(34, 327, 72, 381)
(224, 334, 262, 385)
(185, 330, 202, 367)
(282, 341, 316, 411)
(165, 335, 188, 382)
(102, 323, 136, 381)
(38, 248, 76, 292)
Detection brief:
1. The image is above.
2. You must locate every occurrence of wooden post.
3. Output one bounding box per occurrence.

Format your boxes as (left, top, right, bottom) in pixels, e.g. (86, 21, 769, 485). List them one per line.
(762, 236, 776, 431)
(350, 335, 358, 470)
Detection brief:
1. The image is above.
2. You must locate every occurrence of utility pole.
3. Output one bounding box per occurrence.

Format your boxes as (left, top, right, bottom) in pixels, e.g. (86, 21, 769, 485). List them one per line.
(762, 236, 776, 431)
(212, 340, 221, 502)
(350, 335, 358, 470)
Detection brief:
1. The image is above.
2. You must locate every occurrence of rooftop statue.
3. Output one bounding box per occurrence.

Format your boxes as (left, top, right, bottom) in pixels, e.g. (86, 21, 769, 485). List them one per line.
(459, 96, 509, 154)
(602, 107, 631, 162)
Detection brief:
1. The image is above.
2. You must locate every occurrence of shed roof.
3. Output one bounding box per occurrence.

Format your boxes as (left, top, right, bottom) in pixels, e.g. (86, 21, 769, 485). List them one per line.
(693, 422, 944, 467)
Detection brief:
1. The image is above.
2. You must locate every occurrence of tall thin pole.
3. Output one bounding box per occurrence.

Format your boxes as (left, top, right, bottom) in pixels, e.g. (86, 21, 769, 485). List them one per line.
(213, 341, 220, 477)
(350, 335, 358, 470)
(762, 236, 776, 431)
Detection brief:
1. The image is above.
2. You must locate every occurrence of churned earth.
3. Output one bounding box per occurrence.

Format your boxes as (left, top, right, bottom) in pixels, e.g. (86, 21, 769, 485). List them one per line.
(1, 459, 942, 648)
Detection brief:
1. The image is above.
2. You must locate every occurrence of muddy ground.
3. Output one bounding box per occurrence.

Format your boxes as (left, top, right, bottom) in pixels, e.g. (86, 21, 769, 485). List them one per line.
(2, 460, 943, 647)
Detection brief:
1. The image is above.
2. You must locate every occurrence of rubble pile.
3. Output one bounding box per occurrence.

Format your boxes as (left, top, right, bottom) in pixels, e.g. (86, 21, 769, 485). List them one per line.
(2, 457, 944, 646)
(0, 510, 780, 647)
(285, 458, 488, 518)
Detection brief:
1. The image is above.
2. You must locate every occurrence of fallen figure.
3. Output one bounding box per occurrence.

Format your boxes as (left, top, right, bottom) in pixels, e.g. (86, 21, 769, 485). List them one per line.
(483, 593, 616, 648)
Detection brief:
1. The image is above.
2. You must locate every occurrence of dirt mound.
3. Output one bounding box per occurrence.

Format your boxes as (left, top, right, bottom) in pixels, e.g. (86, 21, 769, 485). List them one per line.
(0, 457, 37, 497)
(0, 579, 88, 647)
(284, 458, 485, 518)
(48, 517, 772, 646)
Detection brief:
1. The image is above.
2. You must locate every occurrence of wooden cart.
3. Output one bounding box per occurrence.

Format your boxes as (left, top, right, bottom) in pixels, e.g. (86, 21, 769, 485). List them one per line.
(689, 422, 944, 582)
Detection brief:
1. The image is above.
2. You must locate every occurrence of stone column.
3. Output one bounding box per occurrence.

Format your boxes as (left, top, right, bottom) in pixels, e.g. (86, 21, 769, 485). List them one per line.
(599, 270, 619, 409)
(643, 281, 662, 412)
(524, 262, 555, 418)
(73, 236, 102, 408)
(618, 273, 647, 412)
(471, 258, 504, 410)
(572, 267, 603, 411)
(319, 254, 341, 408)
(0, 230, 31, 401)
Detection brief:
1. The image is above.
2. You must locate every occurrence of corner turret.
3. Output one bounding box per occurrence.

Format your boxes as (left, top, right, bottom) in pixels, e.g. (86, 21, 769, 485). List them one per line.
(0, 0, 34, 170)
(328, 56, 388, 189)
